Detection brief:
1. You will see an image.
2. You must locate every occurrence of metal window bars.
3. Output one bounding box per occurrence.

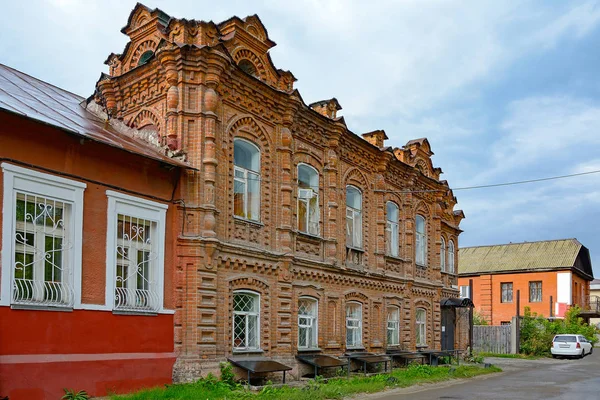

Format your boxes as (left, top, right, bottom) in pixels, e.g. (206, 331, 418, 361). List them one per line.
(12, 193, 74, 307)
(233, 292, 259, 350)
(114, 214, 160, 312)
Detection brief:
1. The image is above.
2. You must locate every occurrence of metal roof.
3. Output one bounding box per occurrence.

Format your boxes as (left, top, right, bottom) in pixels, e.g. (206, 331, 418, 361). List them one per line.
(459, 239, 584, 275)
(0, 63, 190, 169)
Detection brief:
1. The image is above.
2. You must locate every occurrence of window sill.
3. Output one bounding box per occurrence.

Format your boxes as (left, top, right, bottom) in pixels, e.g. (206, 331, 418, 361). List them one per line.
(416, 345, 429, 350)
(232, 349, 264, 355)
(233, 216, 264, 227)
(296, 232, 322, 241)
(297, 348, 322, 353)
(345, 347, 366, 351)
(113, 310, 158, 316)
(416, 264, 427, 269)
(11, 304, 73, 312)
(346, 246, 364, 252)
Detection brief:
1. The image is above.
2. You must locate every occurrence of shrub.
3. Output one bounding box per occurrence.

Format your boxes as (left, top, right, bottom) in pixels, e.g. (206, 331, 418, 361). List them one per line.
(62, 389, 90, 400)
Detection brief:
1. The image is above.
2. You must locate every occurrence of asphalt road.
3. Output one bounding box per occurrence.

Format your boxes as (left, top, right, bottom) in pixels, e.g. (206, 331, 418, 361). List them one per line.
(368, 352, 600, 400)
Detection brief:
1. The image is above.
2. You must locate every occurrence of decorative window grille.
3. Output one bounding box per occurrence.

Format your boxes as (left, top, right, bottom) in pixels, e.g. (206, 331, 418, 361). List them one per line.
(386, 202, 399, 257)
(415, 215, 426, 266)
(298, 297, 318, 349)
(233, 291, 260, 350)
(114, 214, 159, 312)
(415, 308, 427, 346)
(297, 164, 319, 236)
(346, 186, 362, 248)
(448, 240, 455, 274)
(501, 282, 513, 303)
(2, 163, 86, 309)
(387, 306, 400, 346)
(440, 237, 446, 272)
(529, 281, 542, 303)
(233, 139, 261, 222)
(346, 301, 363, 348)
(459, 285, 470, 299)
(12, 193, 74, 307)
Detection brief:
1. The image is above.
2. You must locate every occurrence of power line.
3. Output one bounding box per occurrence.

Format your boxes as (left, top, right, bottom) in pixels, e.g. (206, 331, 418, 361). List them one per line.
(452, 169, 600, 191)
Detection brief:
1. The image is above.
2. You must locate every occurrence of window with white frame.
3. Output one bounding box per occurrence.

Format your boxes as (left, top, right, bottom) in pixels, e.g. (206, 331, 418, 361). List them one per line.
(386, 202, 399, 257)
(298, 297, 318, 349)
(415, 215, 426, 266)
(440, 237, 446, 272)
(415, 308, 427, 346)
(346, 186, 362, 248)
(346, 301, 363, 348)
(297, 164, 319, 236)
(459, 285, 470, 299)
(501, 282, 513, 303)
(233, 291, 260, 350)
(387, 306, 400, 346)
(233, 138, 261, 222)
(106, 191, 166, 313)
(1, 163, 85, 308)
(448, 240, 455, 274)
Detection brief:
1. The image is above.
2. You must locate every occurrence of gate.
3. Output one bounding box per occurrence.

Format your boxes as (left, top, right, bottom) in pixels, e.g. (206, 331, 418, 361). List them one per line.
(473, 325, 512, 354)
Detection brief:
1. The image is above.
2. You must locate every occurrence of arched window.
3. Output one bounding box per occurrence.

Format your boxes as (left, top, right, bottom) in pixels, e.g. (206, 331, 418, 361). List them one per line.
(346, 301, 363, 348)
(448, 240, 455, 274)
(234, 139, 261, 221)
(238, 59, 257, 77)
(386, 202, 399, 257)
(298, 297, 318, 349)
(346, 186, 362, 248)
(440, 237, 446, 272)
(138, 50, 154, 66)
(297, 164, 319, 236)
(415, 215, 426, 266)
(387, 306, 400, 346)
(233, 290, 260, 350)
(415, 308, 427, 346)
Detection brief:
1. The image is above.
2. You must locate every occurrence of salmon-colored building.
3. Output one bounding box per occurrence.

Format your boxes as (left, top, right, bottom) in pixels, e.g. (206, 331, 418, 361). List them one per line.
(458, 239, 594, 326)
(0, 64, 190, 400)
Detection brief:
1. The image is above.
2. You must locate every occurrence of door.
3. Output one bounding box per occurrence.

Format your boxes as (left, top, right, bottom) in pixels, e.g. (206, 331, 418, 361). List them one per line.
(441, 308, 456, 350)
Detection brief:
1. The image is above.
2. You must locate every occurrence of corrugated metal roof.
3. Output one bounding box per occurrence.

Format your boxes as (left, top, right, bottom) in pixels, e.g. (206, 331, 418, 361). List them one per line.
(459, 239, 582, 275)
(0, 63, 190, 169)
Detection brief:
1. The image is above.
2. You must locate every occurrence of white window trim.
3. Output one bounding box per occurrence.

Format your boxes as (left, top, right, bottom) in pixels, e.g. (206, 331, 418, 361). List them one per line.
(1, 163, 86, 308)
(232, 289, 261, 351)
(386, 202, 399, 257)
(346, 301, 363, 349)
(387, 306, 400, 346)
(459, 285, 470, 299)
(448, 240, 455, 274)
(416, 308, 427, 346)
(346, 185, 363, 249)
(415, 215, 427, 267)
(105, 190, 167, 313)
(298, 296, 319, 350)
(440, 237, 446, 272)
(297, 163, 320, 237)
(233, 138, 261, 222)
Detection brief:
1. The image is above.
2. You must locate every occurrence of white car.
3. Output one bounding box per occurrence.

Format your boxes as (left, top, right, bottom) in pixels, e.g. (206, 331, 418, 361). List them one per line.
(551, 334, 593, 358)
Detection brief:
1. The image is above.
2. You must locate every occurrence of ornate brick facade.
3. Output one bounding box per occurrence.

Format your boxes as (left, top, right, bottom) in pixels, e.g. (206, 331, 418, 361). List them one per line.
(95, 4, 465, 382)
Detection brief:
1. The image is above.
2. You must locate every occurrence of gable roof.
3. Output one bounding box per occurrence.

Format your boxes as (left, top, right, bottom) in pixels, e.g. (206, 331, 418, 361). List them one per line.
(459, 239, 593, 279)
(0, 64, 190, 169)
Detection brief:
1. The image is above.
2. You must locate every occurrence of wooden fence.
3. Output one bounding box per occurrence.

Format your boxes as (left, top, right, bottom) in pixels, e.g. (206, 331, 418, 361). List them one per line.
(473, 325, 512, 354)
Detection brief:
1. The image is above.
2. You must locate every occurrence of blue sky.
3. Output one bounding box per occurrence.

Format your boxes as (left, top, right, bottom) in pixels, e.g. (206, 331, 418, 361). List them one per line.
(2, 0, 600, 277)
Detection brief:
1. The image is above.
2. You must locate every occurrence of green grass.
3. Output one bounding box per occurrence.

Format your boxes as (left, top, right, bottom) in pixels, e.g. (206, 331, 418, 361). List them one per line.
(111, 364, 501, 400)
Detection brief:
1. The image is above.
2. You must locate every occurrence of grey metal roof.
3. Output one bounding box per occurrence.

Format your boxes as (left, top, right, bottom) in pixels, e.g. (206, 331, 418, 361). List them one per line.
(0, 63, 190, 169)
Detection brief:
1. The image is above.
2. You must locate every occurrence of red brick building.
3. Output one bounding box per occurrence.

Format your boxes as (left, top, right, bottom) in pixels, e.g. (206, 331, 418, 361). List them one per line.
(1, 3, 467, 397)
(92, 4, 466, 382)
(458, 239, 594, 325)
(0, 65, 188, 399)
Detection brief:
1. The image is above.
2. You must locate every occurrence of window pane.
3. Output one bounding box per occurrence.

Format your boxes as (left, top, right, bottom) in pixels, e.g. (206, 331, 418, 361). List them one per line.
(346, 186, 362, 210)
(234, 139, 260, 172)
(308, 196, 319, 235)
(386, 202, 398, 221)
(234, 179, 246, 217)
(248, 174, 260, 221)
(298, 199, 308, 232)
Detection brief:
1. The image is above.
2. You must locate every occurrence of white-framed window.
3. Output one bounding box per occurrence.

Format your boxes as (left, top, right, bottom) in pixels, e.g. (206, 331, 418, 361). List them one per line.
(346, 186, 362, 248)
(440, 237, 446, 272)
(298, 296, 318, 349)
(386, 201, 399, 257)
(415, 308, 427, 346)
(448, 240, 455, 274)
(529, 281, 542, 303)
(1, 163, 85, 308)
(459, 285, 470, 299)
(234, 138, 261, 222)
(233, 290, 260, 351)
(501, 282, 513, 303)
(346, 301, 363, 348)
(297, 164, 319, 236)
(106, 191, 167, 313)
(387, 306, 400, 346)
(415, 215, 426, 266)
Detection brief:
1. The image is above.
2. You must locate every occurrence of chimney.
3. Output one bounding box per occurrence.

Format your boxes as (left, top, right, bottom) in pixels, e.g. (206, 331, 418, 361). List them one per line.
(309, 98, 342, 119)
(361, 130, 388, 148)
